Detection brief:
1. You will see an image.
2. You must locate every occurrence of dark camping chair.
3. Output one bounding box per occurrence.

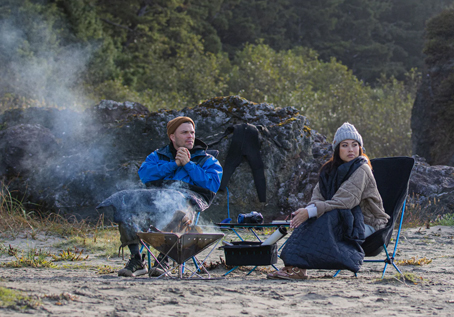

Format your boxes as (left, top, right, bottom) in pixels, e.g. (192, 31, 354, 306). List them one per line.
(334, 156, 415, 278)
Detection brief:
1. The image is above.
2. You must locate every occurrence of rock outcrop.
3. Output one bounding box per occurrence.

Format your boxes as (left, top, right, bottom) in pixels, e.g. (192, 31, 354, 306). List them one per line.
(1, 96, 453, 224)
(411, 8, 454, 166)
(406, 156, 454, 221)
(0, 97, 316, 222)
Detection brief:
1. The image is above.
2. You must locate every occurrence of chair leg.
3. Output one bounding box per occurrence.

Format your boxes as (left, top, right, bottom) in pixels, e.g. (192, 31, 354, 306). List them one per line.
(192, 256, 200, 271)
(140, 244, 152, 270)
(333, 270, 358, 278)
(392, 262, 403, 275)
(147, 250, 151, 270)
(363, 199, 408, 279)
(382, 263, 388, 279)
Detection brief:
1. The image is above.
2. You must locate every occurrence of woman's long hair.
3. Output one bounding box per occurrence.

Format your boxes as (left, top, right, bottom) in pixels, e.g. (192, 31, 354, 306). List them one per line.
(321, 145, 372, 175)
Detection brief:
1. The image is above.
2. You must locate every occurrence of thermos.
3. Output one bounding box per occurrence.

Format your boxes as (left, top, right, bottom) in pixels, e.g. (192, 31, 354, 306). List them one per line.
(261, 226, 288, 245)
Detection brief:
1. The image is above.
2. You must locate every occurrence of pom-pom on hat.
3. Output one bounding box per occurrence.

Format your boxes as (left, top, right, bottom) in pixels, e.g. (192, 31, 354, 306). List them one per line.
(167, 116, 195, 139)
(332, 122, 363, 148)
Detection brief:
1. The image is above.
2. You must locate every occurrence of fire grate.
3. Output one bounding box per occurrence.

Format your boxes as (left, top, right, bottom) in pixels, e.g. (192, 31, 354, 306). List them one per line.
(137, 232, 224, 279)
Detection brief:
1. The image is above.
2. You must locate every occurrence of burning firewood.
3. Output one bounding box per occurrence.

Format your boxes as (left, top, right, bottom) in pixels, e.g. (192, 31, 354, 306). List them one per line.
(162, 210, 192, 233)
(148, 210, 204, 234)
(147, 225, 162, 233)
(187, 225, 203, 233)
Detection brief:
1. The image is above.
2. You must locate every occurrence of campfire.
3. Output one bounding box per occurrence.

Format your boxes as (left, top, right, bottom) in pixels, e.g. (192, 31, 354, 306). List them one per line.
(149, 210, 203, 235)
(138, 210, 224, 279)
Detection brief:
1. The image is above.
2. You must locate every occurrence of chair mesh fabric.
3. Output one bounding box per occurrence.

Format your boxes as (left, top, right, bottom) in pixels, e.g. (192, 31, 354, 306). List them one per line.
(362, 157, 415, 256)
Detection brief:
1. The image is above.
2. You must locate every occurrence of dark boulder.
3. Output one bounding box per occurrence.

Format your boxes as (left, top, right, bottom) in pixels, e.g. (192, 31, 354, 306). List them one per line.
(406, 155, 454, 221)
(411, 8, 454, 166)
(1, 96, 453, 224)
(0, 123, 58, 177)
(0, 97, 316, 222)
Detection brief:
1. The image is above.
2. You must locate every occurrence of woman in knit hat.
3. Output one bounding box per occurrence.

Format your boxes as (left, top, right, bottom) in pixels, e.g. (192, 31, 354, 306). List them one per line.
(268, 122, 389, 280)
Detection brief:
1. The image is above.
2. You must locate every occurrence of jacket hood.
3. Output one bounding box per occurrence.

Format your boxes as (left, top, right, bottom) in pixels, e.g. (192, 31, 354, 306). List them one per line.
(166, 138, 208, 158)
(191, 138, 208, 152)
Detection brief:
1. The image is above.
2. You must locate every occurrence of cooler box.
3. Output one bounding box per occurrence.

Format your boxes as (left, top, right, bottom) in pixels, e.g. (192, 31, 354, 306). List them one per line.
(222, 241, 278, 266)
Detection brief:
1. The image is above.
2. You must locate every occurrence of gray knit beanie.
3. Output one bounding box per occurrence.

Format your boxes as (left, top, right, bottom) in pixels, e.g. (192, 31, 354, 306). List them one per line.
(332, 122, 363, 148)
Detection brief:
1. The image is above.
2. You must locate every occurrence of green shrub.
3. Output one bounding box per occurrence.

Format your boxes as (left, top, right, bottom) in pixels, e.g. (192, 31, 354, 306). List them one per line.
(227, 43, 419, 158)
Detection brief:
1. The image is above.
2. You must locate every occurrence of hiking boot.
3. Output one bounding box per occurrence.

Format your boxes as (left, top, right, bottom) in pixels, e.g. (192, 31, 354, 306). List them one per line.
(149, 253, 171, 277)
(118, 254, 148, 277)
(148, 263, 171, 277)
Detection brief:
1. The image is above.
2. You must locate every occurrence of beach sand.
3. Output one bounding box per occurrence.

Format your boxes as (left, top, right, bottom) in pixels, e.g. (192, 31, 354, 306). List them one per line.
(1, 226, 454, 316)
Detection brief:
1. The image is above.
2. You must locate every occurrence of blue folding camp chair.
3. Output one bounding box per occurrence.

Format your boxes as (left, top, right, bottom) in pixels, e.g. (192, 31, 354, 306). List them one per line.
(334, 156, 415, 278)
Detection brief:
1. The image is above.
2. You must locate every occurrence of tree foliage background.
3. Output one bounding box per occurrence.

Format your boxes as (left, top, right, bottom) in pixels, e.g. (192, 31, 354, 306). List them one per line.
(0, 0, 453, 158)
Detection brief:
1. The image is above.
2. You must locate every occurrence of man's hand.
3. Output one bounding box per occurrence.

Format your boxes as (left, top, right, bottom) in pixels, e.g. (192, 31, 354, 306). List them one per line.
(175, 147, 191, 166)
(290, 208, 309, 229)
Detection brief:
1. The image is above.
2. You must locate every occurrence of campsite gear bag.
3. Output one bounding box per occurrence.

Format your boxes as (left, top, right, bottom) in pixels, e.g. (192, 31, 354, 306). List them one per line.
(237, 211, 264, 224)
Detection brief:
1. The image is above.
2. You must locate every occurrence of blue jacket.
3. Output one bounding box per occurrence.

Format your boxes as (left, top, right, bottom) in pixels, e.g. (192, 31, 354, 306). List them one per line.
(138, 142, 223, 194)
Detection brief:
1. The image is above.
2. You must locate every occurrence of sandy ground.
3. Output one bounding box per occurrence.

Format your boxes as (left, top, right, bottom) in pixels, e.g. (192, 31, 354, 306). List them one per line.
(1, 225, 454, 316)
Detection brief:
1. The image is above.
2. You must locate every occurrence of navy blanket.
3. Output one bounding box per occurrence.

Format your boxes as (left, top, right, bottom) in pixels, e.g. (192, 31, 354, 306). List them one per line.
(280, 157, 367, 272)
(280, 205, 365, 272)
(96, 181, 210, 247)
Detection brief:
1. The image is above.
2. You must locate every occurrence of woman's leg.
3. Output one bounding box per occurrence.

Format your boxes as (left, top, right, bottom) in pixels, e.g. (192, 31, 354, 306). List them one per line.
(364, 224, 375, 238)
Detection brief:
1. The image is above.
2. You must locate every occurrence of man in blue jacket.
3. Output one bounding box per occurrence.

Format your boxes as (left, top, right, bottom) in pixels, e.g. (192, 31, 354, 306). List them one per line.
(118, 116, 223, 277)
(138, 116, 222, 194)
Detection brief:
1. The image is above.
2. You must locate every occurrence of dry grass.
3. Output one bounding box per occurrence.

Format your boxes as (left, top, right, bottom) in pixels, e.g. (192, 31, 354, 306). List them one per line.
(1, 183, 450, 270)
(432, 213, 454, 226)
(0, 247, 57, 269)
(50, 247, 89, 262)
(0, 184, 96, 240)
(0, 286, 41, 310)
(0, 184, 123, 263)
(396, 256, 433, 266)
(402, 194, 451, 228)
(53, 228, 120, 258)
(403, 195, 429, 228)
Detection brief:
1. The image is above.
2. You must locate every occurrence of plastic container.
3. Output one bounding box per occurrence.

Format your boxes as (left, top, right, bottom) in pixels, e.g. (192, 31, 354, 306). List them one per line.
(221, 241, 278, 266)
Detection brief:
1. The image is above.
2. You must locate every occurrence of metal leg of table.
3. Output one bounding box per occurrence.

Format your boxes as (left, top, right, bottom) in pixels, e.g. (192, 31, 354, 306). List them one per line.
(224, 266, 239, 276)
(246, 266, 258, 275)
(249, 228, 262, 242)
(231, 229, 244, 241)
